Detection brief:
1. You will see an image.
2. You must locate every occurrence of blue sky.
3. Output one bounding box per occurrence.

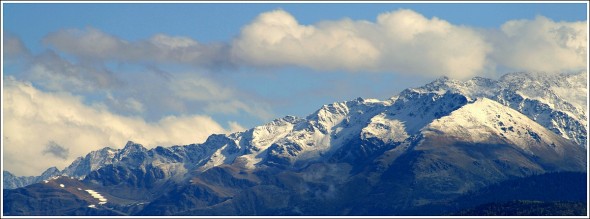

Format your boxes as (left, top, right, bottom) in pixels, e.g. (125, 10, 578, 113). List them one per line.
(2, 2, 588, 176)
(4, 3, 587, 53)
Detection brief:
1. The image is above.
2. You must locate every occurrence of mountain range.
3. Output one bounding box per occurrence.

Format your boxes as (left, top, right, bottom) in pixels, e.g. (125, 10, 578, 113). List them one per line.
(3, 71, 587, 216)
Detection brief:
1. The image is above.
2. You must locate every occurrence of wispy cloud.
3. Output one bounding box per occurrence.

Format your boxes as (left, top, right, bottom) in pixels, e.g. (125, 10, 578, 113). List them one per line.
(7, 33, 275, 121)
(26, 50, 124, 92)
(4, 32, 31, 60)
(43, 27, 233, 68)
(42, 141, 70, 160)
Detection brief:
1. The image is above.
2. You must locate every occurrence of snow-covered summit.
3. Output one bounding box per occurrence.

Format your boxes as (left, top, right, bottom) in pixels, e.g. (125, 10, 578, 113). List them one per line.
(410, 71, 587, 146)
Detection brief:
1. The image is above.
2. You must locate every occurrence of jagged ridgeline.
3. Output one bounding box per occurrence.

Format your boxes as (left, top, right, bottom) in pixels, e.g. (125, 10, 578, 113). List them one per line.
(3, 72, 587, 216)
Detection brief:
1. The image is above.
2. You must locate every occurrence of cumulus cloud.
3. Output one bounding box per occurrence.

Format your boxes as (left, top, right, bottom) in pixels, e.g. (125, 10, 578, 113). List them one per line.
(231, 10, 381, 72)
(2, 77, 242, 176)
(232, 9, 586, 79)
(488, 15, 587, 73)
(374, 9, 492, 79)
(232, 9, 491, 79)
(43, 27, 231, 68)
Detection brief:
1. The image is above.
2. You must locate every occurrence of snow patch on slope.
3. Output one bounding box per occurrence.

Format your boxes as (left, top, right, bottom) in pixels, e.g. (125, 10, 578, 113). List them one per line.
(86, 189, 108, 204)
(361, 113, 409, 143)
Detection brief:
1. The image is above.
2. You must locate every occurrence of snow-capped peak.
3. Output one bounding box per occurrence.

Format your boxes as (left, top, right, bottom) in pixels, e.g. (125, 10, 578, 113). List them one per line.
(247, 115, 304, 150)
(407, 72, 587, 146)
(424, 98, 570, 152)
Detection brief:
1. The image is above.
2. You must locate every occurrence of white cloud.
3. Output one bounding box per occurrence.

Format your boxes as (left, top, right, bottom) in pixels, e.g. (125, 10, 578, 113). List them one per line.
(373, 9, 491, 79)
(231, 10, 381, 72)
(232, 9, 491, 79)
(488, 15, 587, 73)
(39, 10, 587, 79)
(2, 77, 240, 176)
(232, 9, 586, 79)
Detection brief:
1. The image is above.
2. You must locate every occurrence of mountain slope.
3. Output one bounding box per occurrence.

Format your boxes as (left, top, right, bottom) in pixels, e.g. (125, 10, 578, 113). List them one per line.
(415, 71, 587, 146)
(3, 72, 587, 216)
(5, 72, 585, 189)
(345, 97, 585, 215)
